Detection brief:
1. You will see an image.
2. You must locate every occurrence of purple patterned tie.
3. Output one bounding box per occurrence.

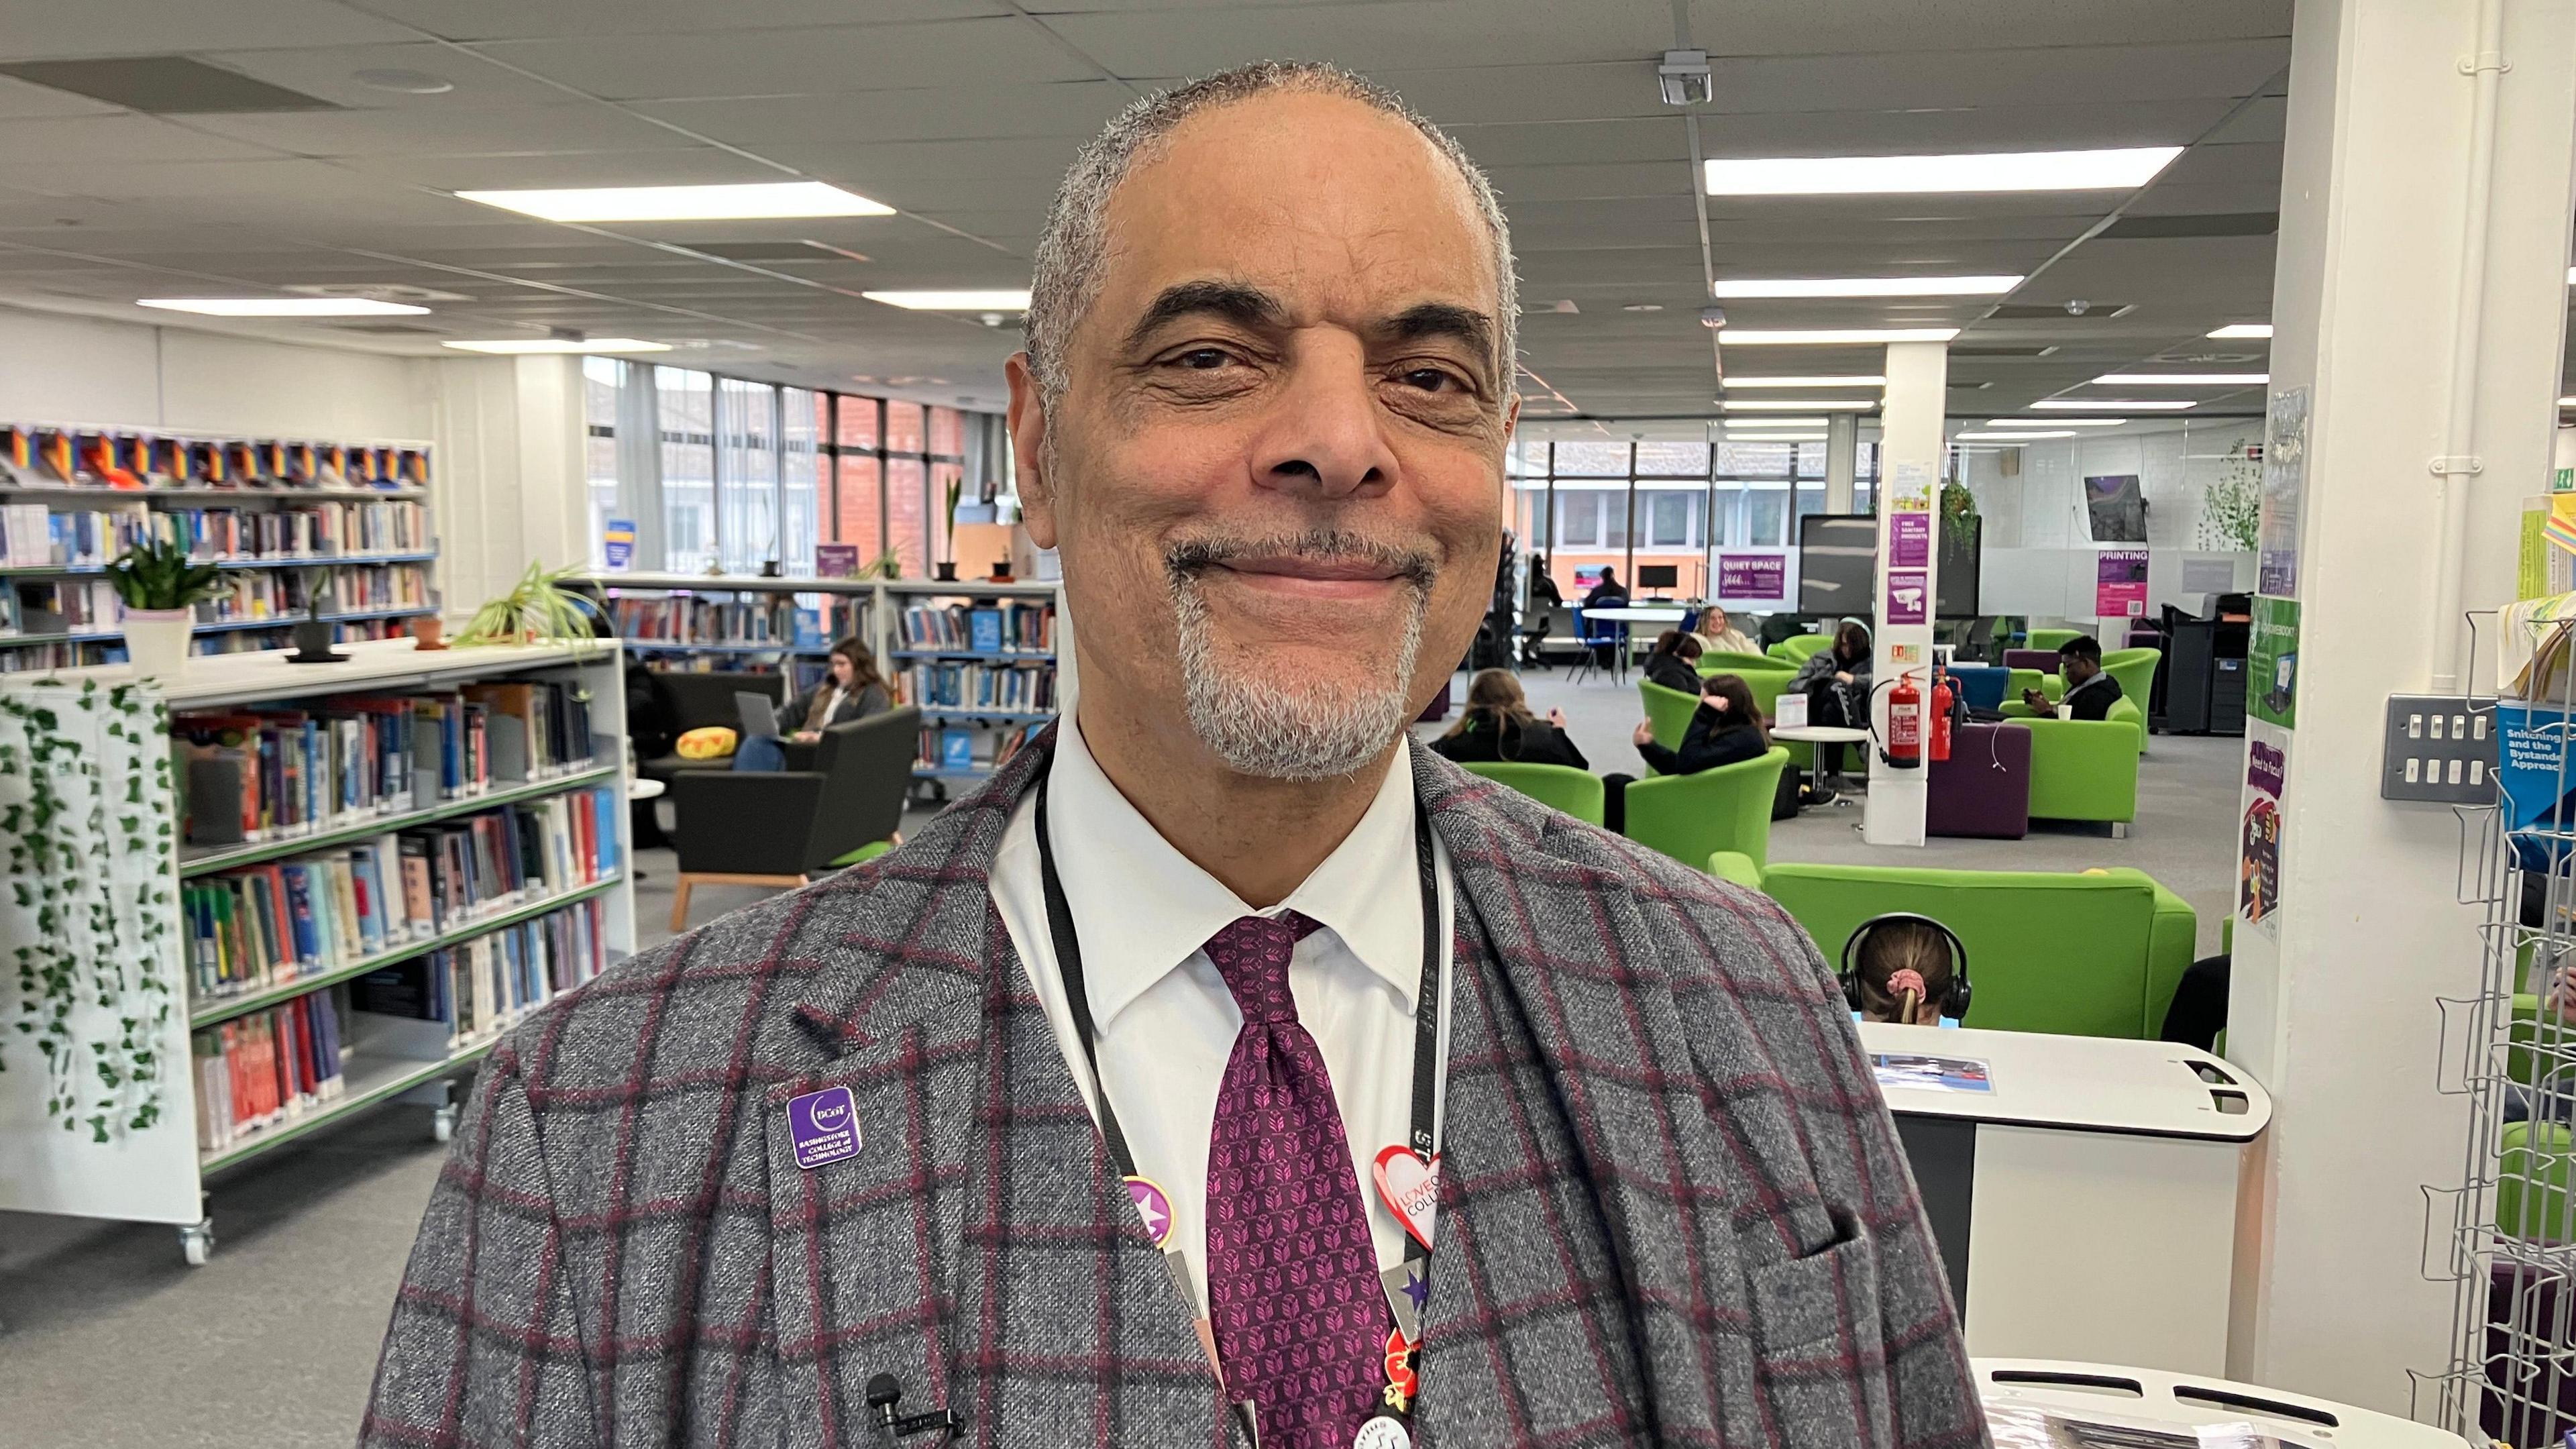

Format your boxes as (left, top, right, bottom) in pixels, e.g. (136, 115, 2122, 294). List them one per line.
(1202, 911, 1383, 1449)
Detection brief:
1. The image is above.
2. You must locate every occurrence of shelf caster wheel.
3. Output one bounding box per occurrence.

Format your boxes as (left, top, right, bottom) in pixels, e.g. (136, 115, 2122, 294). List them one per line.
(431, 1103, 458, 1144)
(179, 1218, 215, 1267)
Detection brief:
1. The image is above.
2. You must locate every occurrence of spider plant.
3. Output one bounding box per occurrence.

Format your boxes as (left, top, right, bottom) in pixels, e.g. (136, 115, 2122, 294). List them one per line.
(104, 538, 231, 612)
(451, 559, 604, 653)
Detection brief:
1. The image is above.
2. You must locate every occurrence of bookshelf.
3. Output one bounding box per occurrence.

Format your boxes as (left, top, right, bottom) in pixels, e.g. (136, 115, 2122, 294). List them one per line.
(589, 573, 1064, 789)
(0, 421, 439, 675)
(0, 638, 634, 1263)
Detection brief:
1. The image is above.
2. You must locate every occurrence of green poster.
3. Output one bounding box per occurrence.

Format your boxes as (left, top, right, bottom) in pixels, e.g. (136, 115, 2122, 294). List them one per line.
(2249, 596, 2300, 729)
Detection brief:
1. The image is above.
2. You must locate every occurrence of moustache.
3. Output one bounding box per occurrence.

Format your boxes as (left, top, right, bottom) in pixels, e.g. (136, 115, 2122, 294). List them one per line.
(1162, 529, 1440, 594)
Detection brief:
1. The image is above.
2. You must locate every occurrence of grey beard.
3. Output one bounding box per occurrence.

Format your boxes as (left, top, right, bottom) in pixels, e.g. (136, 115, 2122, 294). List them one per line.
(1166, 540, 1432, 782)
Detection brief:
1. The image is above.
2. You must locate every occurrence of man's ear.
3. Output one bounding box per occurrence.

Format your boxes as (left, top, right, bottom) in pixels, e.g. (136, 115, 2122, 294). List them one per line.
(1005, 352, 1057, 550)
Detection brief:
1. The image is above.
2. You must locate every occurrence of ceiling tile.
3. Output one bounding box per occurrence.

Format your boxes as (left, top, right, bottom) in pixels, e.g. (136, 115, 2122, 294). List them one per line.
(0, 0, 416, 61)
(354, 0, 1010, 42)
(476, 19, 1098, 101)
(637, 81, 1132, 148)
(180, 102, 688, 157)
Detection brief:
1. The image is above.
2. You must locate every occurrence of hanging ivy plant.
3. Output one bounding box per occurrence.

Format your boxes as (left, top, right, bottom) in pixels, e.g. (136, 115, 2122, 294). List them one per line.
(2199, 445, 2263, 552)
(1939, 480, 1981, 549)
(0, 678, 177, 1140)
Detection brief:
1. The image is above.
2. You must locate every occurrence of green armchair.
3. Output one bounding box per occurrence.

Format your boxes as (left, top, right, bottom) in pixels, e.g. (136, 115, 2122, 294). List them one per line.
(1622, 746, 1790, 871)
(2000, 696, 2144, 830)
(1458, 761, 1605, 826)
(1638, 678, 1701, 754)
(1711, 854, 2197, 1038)
(2028, 627, 2082, 653)
(1769, 633, 1832, 663)
(1699, 651, 1785, 674)
(2102, 647, 2161, 748)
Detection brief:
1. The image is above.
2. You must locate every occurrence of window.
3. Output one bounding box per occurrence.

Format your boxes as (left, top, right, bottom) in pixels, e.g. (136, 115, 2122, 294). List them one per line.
(716, 376, 777, 574)
(1557, 490, 1603, 547)
(656, 368, 714, 574)
(1552, 440, 1628, 476)
(582, 358, 621, 570)
(886, 457, 928, 578)
(1633, 441, 1709, 478)
(835, 395, 883, 563)
(782, 387, 821, 578)
(1647, 490, 1693, 547)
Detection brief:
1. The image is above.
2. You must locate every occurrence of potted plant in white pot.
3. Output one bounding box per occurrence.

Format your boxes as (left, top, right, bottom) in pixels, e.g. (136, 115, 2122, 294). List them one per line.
(104, 538, 229, 680)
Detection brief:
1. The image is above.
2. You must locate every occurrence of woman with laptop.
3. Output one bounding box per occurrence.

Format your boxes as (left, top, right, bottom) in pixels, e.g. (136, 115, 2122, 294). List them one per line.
(733, 636, 893, 771)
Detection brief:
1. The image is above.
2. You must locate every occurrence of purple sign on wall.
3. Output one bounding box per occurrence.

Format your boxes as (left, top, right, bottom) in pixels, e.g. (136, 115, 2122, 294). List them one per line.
(1890, 513, 1931, 568)
(1886, 570, 1930, 625)
(1717, 554, 1786, 600)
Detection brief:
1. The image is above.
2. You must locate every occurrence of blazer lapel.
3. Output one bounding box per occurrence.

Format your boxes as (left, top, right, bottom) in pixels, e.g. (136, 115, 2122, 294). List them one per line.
(1415, 753, 1756, 1446)
(771, 738, 1224, 1448)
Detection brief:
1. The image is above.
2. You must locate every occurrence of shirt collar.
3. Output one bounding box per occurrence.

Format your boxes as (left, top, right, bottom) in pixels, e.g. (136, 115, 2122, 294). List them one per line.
(1044, 718, 1424, 1028)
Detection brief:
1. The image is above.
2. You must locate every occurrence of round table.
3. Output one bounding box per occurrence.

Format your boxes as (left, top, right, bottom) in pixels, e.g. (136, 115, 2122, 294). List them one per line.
(1580, 605, 1690, 683)
(1772, 724, 1872, 806)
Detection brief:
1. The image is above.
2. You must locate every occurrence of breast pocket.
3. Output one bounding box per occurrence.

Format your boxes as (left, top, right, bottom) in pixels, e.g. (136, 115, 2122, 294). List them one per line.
(1743, 1224, 1895, 1449)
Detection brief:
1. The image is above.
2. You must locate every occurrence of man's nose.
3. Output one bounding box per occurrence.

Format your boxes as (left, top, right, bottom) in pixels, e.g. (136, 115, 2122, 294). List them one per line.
(1249, 331, 1399, 500)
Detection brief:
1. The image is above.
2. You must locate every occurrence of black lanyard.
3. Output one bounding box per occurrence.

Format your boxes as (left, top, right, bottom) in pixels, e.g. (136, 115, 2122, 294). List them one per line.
(1030, 743, 1444, 1291)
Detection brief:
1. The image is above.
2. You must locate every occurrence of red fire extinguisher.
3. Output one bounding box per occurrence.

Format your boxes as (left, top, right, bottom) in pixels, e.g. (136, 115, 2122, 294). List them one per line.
(1884, 670, 1923, 770)
(1929, 668, 1955, 764)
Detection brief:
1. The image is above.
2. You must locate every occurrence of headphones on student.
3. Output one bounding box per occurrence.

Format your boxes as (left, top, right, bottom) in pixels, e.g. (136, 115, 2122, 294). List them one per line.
(1837, 913, 1972, 1022)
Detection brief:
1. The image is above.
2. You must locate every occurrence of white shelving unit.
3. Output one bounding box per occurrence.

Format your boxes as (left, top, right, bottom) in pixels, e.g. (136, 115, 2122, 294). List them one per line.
(0, 420, 440, 674)
(590, 572, 1064, 788)
(0, 639, 635, 1263)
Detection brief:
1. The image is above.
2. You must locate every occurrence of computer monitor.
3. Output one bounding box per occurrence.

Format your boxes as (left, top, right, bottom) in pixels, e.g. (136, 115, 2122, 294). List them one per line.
(1636, 564, 1678, 596)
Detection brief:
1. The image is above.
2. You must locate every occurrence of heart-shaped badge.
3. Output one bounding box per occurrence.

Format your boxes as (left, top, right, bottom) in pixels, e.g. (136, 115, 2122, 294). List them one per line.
(1373, 1145, 1439, 1250)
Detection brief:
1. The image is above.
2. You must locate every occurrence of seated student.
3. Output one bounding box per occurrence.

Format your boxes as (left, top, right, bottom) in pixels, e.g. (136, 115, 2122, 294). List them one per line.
(1605, 672, 1785, 830)
(1789, 620, 1873, 786)
(1640, 629, 1705, 694)
(2022, 634, 2125, 720)
(1581, 566, 1628, 609)
(1430, 667, 1590, 770)
(1849, 916, 1964, 1026)
(733, 636, 893, 771)
(1693, 604, 1757, 657)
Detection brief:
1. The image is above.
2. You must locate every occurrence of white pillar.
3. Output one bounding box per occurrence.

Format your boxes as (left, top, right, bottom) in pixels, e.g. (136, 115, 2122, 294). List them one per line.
(1824, 412, 1860, 515)
(2229, 0, 2576, 1411)
(1863, 339, 1948, 847)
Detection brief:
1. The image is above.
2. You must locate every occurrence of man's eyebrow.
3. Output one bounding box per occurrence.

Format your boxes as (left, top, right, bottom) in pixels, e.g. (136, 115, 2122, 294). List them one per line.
(1376, 302, 1496, 370)
(1121, 280, 1287, 353)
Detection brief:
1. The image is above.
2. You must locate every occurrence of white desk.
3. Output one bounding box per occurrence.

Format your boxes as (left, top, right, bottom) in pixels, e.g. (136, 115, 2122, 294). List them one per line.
(1976, 1360, 2465, 1448)
(1576, 606, 1688, 683)
(1772, 724, 1868, 745)
(1860, 1022, 2271, 1374)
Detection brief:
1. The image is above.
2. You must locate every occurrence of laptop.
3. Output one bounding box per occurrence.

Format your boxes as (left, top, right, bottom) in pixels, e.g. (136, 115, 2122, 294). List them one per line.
(735, 691, 782, 739)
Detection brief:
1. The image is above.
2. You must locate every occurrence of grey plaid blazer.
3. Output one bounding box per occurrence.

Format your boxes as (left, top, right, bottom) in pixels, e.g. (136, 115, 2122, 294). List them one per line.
(363, 737, 1985, 1448)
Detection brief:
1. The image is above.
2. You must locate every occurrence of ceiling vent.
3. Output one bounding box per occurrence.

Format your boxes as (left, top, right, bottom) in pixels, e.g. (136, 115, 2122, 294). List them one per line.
(2098, 212, 2277, 240)
(0, 56, 338, 113)
(1987, 303, 2134, 320)
(1949, 344, 2060, 358)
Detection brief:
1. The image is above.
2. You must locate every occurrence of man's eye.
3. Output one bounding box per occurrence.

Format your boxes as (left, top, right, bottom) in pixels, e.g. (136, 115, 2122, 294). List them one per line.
(1173, 347, 1234, 370)
(1399, 368, 1464, 393)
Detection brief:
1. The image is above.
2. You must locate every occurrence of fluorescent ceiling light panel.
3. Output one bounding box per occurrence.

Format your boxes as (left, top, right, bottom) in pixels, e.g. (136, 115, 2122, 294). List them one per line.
(1705, 146, 2183, 196)
(441, 337, 670, 354)
(1955, 430, 2076, 441)
(1721, 417, 1827, 427)
(2031, 398, 2197, 411)
(140, 297, 429, 317)
(455, 181, 891, 221)
(1723, 374, 1884, 388)
(1987, 417, 2126, 427)
(1719, 327, 1960, 345)
(1710, 275, 2021, 299)
(2093, 372, 2268, 385)
(2206, 323, 2273, 339)
(862, 289, 1033, 311)
(1723, 398, 1876, 411)
(2561, 396, 2576, 407)
(1726, 435, 1826, 443)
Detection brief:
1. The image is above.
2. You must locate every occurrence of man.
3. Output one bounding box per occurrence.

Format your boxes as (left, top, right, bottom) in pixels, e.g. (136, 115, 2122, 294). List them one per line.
(364, 62, 1978, 1449)
(2021, 634, 2125, 720)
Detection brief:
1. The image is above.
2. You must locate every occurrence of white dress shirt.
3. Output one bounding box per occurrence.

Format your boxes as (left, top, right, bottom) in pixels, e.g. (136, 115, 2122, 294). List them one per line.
(989, 718, 1454, 1316)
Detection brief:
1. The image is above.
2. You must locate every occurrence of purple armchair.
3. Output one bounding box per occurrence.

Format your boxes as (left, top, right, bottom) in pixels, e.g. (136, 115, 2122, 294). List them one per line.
(2002, 647, 2061, 672)
(1928, 721, 2032, 839)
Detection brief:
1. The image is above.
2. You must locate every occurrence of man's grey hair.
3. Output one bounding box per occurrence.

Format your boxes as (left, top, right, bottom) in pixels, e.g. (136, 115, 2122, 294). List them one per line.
(1024, 60, 1519, 413)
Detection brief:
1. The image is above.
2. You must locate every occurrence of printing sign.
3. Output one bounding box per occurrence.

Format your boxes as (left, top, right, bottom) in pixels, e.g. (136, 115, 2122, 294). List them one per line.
(2095, 549, 2149, 619)
(602, 518, 636, 572)
(2248, 597, 2300, 729)
(1717, 554, 1786, 600)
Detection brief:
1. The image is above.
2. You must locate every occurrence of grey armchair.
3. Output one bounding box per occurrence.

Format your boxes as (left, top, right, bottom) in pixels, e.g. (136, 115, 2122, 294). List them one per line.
(666, 704, 920, 930)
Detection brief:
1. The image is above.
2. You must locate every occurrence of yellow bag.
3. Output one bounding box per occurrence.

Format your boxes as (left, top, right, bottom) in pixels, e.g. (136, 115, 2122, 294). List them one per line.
(676, 726, 738, 761)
